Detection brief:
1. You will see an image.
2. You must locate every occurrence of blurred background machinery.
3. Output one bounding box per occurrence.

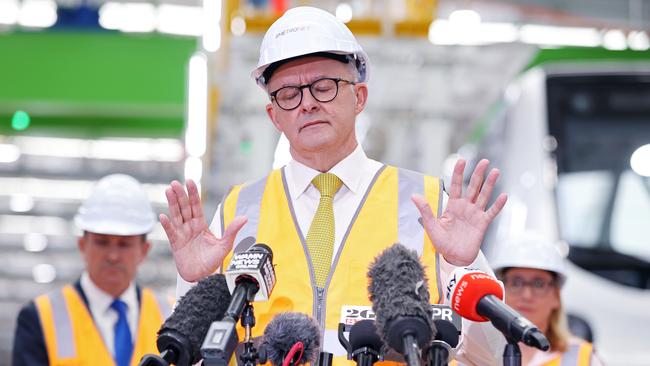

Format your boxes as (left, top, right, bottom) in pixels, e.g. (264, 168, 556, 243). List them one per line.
(2, 0, 650, 365)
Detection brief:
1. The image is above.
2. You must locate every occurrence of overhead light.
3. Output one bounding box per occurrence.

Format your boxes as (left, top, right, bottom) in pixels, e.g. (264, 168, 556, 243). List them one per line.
(33, 263, 56, 283)
(11, 136, 183, 162)
(475, 22, 518, 43)
(628, 31, 650, 51)
(186, 53, 208, 158)
(18, 0, 57, 28)
(10, 194, 34, 213)
(603, 29, 627, 50)
(157, 4, 203, 36)
(0, 177, 169, 204)
(0, 214, 70, 236)
(335, 3, 353, 23)
(429, 20, 517, 45)
(24, 233, 48, 252)
(0, 0, 19, 26)
(98, 2, 121, 30)
(630, 144, 650, 177)
(448, 9, 481, 27)
(99, 2, 155, 33)
(202, 0, 222, 52)
(520, 25, 601, 47)
(230, 15, 246, 36)
(0, 143, 20, 163)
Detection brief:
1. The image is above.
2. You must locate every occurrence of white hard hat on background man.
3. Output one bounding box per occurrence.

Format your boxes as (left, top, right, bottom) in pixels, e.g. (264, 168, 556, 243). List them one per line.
(491, 233, 568, 286)
(75, 174, 156, 236)
(251, 6, 370, 87)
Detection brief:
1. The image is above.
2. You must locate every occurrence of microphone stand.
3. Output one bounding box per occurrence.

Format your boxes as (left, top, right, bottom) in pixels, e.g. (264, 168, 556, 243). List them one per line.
(425, 341, 451, 366)
(402, 334, 421, 366)
(503, 337, 522, 366)
(238, 303, 264, 366)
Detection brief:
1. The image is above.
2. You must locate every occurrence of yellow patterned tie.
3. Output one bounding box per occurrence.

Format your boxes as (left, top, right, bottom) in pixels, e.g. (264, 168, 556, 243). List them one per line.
(306, 173, 343, 288)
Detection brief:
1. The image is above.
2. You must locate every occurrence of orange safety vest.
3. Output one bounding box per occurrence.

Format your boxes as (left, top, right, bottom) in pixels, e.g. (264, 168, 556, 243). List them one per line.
(34, 284, 171, 366)
(222, 166, 443, 365)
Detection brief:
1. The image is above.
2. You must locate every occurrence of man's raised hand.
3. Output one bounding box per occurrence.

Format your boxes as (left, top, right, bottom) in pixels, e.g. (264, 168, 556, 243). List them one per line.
(412, 159, 507, 266)
(159, 180, 246, 282)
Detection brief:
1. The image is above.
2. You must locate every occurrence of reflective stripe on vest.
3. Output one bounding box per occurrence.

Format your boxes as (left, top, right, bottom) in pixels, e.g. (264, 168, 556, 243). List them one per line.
(560, 341, 593, 366)
(49, 288, 76, 359)
(397, 168, 425, 255)
(232, 176, 267, 251)
(154, 293, 173, 320)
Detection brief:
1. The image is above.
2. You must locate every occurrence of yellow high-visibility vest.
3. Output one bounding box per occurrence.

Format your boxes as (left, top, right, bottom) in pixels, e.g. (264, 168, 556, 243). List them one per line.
(222, 166, 443, 365)
(34, 284, 171, 366)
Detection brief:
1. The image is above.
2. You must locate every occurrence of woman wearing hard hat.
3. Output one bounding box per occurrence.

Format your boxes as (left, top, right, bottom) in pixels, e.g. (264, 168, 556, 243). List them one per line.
(491, 235, 603, 366)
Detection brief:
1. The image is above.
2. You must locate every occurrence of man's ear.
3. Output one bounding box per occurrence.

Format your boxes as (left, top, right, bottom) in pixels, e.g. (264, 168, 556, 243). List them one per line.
(77, 236, 86, 253)
(354, 83, 368, 115)
(266, 103, 282, 131)
(138, 240, 152, 264)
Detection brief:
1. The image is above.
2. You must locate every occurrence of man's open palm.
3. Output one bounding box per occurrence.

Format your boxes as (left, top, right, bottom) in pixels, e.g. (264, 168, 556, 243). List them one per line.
(412, 159, 507, 266)
(159, 180, 246, 282)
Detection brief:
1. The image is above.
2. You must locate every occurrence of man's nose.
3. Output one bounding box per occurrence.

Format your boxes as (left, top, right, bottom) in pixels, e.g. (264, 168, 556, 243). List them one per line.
(300, 87, 320, 112)
(106, 247, 121, 261)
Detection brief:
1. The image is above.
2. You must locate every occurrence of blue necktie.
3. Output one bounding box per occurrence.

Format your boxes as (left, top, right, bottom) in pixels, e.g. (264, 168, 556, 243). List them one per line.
(110, 299, 133, 366)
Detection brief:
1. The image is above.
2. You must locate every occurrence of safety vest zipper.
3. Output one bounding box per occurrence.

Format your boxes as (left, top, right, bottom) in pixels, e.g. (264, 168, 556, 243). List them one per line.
(316, 287, 325, 326)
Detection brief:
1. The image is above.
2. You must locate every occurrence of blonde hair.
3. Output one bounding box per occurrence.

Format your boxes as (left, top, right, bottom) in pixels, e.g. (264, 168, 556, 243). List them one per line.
(547, 303, 572, 352)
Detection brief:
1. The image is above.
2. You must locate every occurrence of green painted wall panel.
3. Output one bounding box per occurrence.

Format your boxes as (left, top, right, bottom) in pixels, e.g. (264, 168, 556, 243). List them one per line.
(0, 32, 196, 137)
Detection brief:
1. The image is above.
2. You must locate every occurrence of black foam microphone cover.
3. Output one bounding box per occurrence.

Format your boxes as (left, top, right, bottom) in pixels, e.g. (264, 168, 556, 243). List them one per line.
(261, 312, 321, 365)
(367, 243, 434, 353)
(349, 320, 383, 352)
(433, 319, 459, 348)
(157, 273, 232, 364)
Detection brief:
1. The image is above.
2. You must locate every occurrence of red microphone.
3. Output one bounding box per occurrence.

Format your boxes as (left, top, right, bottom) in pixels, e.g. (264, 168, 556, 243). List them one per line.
(446, 268, 549, 350)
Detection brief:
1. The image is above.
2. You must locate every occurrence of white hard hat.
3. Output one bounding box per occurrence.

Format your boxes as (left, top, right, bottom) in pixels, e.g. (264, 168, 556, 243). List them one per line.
(251, 6, 370, 87)
(75, 174, 156, 236)
(491, 233, 568, 286)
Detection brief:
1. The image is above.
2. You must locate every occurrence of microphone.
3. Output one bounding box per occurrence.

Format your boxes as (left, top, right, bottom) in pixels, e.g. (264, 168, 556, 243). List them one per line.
(138, 274, 232, 366)
(260, 312, 321, 366)
(349, 320, 383, 366)
(225, 242, 276, 302)
(368, 243, 434, 366)
(446, 267, 549, 350)
(424, 319, 459, 366)
(201, 243, 277, 366)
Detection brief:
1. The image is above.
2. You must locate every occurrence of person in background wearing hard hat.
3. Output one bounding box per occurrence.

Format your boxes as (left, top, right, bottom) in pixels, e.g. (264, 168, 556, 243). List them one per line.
(162, 6, 508, 365)
(12, 174, 172, 366)
(491, 235, 604, 366)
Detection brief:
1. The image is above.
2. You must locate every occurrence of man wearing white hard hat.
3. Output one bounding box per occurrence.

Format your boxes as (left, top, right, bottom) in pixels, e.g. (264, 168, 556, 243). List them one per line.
(162, 6, 508, 365)
(491, 235, 603, 366)
(13, 174, 171, 366)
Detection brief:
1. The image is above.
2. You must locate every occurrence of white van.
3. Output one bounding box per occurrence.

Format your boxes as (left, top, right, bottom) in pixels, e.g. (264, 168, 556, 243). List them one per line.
(462, 63, 650, 366)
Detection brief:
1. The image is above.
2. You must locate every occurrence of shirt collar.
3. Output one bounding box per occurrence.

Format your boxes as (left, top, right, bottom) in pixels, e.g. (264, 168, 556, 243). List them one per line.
(80, 271, 137, 315)
(286, 144, 370, 198)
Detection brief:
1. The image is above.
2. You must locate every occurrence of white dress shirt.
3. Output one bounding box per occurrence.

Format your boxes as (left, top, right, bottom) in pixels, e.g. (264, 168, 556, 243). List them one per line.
(176, 145, 505, 365)
(80, 272, 139, 356)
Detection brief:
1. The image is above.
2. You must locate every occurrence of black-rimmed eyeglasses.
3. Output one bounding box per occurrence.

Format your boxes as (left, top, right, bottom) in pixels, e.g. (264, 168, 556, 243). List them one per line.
(269, 77, 356, 111)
